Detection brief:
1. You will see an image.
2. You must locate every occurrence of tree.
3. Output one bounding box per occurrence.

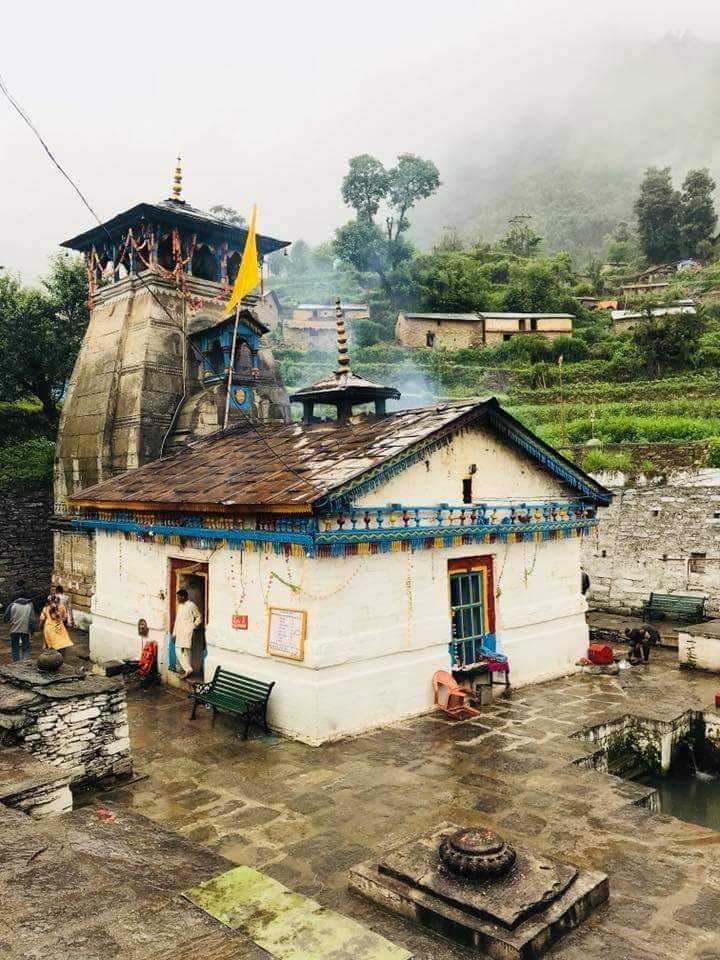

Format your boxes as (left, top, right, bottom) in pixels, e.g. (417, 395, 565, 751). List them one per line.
(432, 228, 464, 253)
(0, 254, 89, 420)
(497, 215, 543, 258)
(209, 205, 246, 227)
(679, 168, 717, 258)
(335, 152, 440, 302)
(634, 167, 681, 263)
(333, 220, 391, 279)
(341, 155, 389, 220)
(631, 300, 705, 376)
(385, 153, 441, 242)
(411, 252, 492, 312)
(606, 221, 641, 265)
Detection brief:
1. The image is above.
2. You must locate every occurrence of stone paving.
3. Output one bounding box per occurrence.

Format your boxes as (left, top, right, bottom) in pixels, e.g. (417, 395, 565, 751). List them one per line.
(93, 645, 720, 959)
(4, 626, 720, 957)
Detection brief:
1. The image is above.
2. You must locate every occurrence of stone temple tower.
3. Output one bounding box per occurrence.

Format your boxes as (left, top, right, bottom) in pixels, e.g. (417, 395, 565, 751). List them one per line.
(54, 163, 290, 616)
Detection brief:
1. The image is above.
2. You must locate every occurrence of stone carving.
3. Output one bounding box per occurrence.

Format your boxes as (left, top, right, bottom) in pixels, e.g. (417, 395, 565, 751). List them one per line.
(438, 826, 516, 879)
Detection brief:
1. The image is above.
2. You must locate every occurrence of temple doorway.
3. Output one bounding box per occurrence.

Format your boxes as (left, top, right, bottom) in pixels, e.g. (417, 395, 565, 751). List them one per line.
(169, 559, 209, 679)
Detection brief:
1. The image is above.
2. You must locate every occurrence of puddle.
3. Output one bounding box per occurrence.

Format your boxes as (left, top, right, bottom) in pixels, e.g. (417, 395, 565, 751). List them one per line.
(634, 769, 720, 830)
(572, 709, 720, 829)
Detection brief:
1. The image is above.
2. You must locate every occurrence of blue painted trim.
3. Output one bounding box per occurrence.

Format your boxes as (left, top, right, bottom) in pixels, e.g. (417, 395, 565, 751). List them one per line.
(70, 518, 314, 549)
(489, 414, 612, 505)
(315, 519, 597, 545)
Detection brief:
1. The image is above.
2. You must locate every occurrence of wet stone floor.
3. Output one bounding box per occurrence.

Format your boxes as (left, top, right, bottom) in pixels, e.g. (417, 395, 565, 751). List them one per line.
(89, 645, 720, 960)
(3, 628, 720, 958)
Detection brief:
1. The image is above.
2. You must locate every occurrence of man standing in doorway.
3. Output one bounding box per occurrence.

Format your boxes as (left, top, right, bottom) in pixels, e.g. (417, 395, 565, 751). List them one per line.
(174, 588, 202, 680)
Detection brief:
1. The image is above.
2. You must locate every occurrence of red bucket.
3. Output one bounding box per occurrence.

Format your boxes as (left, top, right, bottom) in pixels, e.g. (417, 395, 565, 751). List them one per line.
(588, 643, 614, 666)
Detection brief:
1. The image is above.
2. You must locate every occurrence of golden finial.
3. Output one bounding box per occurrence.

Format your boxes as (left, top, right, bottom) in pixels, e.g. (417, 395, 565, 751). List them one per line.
(171, 155, 182, 201)
(335, 296, 350, 374)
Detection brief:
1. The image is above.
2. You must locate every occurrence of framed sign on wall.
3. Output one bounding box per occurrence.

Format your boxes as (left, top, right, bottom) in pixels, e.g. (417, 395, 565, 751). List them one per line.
(266, 607, 307, 661)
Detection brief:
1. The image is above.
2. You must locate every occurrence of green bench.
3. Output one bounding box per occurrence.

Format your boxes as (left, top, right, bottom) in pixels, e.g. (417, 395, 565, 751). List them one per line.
(641, 592, 706, 623)
(190, 666, 275, 739)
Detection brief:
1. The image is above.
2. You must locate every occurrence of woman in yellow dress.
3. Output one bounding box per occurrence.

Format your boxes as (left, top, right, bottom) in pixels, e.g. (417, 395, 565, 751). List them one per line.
(39, 596, 73, 655)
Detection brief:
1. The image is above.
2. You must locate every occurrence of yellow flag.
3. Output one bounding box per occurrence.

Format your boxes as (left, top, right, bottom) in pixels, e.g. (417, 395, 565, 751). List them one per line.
(225, 204, 260, 315)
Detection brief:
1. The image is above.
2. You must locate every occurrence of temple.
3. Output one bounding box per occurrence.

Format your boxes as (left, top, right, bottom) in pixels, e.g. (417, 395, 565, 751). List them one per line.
(63, 291, 611, 743)
(54, 163, 290, 614)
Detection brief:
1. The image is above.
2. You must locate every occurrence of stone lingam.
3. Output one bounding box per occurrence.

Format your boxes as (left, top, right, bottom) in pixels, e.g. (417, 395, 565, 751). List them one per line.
(350, 822, 608, 960)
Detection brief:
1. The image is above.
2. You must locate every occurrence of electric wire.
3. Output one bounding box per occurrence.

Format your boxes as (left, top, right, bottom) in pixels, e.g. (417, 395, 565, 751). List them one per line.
(0, 68, 319, 495)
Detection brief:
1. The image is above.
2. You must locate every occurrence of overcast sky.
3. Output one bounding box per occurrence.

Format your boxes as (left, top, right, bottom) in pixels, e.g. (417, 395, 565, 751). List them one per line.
(2, 0, 720, 279)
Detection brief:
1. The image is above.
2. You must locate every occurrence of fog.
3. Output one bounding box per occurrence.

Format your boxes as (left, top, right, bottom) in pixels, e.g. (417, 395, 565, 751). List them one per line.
(2, 0, 720, 278)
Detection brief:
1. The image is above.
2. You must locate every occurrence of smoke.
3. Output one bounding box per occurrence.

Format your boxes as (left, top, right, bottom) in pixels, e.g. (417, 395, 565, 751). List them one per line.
(388, 360, 438, 410)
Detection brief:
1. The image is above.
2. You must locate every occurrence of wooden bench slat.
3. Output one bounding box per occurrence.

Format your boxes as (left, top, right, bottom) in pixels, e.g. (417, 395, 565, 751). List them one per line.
(642, 592, 705, 621)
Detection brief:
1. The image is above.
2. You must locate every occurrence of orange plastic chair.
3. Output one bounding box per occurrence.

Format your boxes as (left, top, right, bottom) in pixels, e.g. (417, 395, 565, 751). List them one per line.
(432, 670, 481, 719)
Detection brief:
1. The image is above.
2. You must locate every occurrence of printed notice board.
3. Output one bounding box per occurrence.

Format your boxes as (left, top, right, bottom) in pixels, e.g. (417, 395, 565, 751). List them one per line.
(266, 607, 307, 661)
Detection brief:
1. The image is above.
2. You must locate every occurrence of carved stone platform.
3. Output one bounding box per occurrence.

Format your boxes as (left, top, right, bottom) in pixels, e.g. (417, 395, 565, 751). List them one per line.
(349, 822, 609, 959)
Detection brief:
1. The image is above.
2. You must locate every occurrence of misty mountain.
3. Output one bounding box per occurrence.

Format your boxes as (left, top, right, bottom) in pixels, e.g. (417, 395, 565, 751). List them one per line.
(410, 34, 720, 263)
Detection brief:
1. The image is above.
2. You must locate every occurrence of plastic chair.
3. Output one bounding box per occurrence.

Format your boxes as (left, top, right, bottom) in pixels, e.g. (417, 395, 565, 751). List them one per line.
(432, 670, 482, 720)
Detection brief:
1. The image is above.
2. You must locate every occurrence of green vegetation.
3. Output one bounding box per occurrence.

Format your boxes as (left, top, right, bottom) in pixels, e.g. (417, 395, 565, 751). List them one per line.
(707, 439, 720, 468)
(0, 254, 88, 420)
(581, 450, 633, 474)
(0, 436, 54, 488)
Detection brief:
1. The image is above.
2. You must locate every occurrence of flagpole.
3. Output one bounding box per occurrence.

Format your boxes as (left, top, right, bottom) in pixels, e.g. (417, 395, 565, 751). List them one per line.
(223, 301, 240, 431)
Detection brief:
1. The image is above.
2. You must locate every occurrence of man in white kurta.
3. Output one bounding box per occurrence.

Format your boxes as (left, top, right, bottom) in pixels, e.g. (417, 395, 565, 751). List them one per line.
(174, 589, 202, 679)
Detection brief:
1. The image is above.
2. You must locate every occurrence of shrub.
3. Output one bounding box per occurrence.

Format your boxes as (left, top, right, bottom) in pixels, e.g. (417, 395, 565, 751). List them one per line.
(0, 437, 54, 487)
(582, 449, 632, 473)
(707, 438, 720, 468)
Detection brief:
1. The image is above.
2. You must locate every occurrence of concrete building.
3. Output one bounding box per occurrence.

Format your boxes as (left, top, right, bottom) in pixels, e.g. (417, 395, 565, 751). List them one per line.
(67, 307, 609, 744)
(54, 166, 290, 620)
(395, 312, 573, 349)
(283, 302, 368, 350)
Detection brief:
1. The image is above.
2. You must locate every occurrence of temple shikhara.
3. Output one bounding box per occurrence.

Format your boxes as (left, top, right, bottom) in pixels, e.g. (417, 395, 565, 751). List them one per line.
(54, 168, 610, 744)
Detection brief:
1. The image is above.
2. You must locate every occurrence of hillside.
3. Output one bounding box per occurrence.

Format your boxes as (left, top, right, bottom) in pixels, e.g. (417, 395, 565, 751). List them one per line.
(410, 34, 720, 260)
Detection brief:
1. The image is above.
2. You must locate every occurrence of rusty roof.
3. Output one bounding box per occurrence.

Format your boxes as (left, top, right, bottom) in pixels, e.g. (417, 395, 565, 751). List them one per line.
(69, 398, 611, 511)
(70, 401, 484, 511)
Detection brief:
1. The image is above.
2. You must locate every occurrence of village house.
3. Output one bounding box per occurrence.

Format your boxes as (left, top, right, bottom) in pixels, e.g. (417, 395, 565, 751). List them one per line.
(282, 301, 368, 350)
(611, 299, 696, 332)
(395, 311, 574, 349)
(253, 289, 282, 332)
(481, 312, 573, 345)
(63, 297, 609, 744)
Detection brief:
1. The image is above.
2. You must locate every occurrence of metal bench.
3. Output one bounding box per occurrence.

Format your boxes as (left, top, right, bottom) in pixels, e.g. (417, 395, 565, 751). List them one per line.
(641, 592, 706, 623)
(190, 666, 274, 739)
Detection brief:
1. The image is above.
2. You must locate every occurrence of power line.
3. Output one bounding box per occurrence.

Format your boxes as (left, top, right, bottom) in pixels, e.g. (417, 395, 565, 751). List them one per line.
(0, 68, 319, 496)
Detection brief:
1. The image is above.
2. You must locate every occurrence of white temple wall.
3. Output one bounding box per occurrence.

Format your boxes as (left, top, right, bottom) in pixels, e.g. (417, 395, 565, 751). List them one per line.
(90, 529, 587, 744)
(363, 427, 572, 507)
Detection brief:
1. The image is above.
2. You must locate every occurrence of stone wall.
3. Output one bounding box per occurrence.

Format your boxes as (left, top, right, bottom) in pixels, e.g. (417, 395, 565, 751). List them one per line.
(584, 468, 720, 616)
(0, 482, 53, 602)
(0, 662, 132, 787)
